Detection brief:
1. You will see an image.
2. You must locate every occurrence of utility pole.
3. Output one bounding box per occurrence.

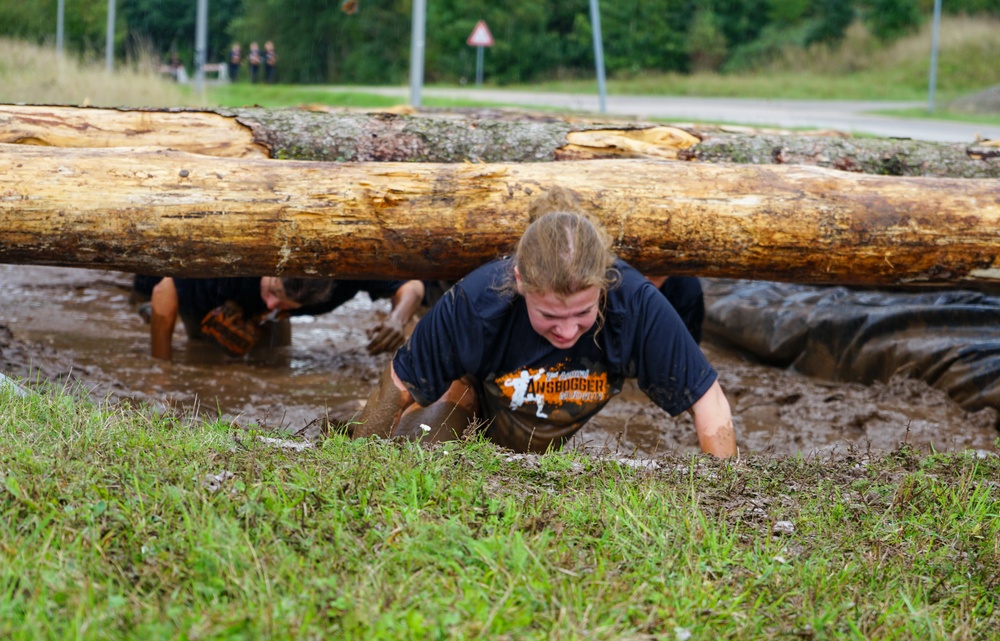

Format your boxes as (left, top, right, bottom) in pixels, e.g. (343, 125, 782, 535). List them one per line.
(927, 0, 942, 113)
(409, 0, 427, 107)
(194, 0, 209, 96)
(105, 0, 115, 71)
(589, 0, 607, 114)
(56, 0, 65, 57)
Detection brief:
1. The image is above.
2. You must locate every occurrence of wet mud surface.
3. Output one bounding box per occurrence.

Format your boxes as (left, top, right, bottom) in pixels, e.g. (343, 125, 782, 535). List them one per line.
(1, 265, 997, 458)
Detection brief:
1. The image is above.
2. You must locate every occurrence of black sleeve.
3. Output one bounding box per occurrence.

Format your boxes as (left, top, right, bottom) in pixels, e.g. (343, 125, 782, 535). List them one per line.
(289, 280, 404, 317)
(634, 283, 717, 416)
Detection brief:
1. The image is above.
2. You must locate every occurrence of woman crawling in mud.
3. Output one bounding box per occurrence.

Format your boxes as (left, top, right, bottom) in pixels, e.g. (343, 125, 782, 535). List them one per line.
(352, 189, 737, 458)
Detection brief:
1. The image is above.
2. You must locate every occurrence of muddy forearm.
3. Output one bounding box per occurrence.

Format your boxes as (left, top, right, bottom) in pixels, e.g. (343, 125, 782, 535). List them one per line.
(690, 380, 738, 459)
(388, 280, 425, 326)
(353, 362, 415, 439)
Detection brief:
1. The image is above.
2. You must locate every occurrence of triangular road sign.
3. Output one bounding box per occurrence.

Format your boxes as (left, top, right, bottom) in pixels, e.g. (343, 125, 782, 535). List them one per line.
(466, 20, 494, 47)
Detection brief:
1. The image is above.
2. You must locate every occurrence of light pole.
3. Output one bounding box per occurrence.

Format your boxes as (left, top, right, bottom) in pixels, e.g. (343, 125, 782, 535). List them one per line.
(927, 0, 942, 113)
(194, 0, 209, 95)
(410, 0, 426, 107)
(105, 0, 115, 71)
(56, 0, 65, 57)
(589, 0, 607, 113)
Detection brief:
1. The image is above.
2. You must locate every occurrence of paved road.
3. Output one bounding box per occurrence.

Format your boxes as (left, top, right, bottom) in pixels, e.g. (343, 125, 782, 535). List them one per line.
(347, 86, 999, 144)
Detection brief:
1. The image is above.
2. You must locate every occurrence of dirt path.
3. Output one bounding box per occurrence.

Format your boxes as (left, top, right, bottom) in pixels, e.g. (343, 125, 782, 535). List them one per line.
(1, 265, 997, 458)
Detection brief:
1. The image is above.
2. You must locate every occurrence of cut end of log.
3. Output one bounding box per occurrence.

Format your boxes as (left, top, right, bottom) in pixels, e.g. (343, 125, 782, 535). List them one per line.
(556, 126, 701, 161)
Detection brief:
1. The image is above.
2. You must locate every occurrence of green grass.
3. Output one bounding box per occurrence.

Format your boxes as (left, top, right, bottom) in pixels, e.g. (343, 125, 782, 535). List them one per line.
(872, 107, 1000, 127)
(0, 38, 192, 108)
(2, 384, 998, 639)
(206, 82, 551, 112)
(208, 83, 403, 109)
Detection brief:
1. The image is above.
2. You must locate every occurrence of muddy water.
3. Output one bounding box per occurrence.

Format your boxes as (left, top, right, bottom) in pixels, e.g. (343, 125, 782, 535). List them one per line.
(1, 264, 997, 458)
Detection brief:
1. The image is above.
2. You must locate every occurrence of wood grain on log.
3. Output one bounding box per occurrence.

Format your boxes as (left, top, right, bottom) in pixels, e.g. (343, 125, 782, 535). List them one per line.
(0, 105, 268, 158)
(1, 144, 998, 286)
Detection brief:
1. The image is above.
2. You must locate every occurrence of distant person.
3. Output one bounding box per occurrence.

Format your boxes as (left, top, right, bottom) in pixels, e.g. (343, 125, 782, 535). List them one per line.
(227, 43, 241, 82)
(147, 276, 425, 361)
(264, 40, 277, 83)
(168, 51, 184, 82)
(248, 42, 261, 83)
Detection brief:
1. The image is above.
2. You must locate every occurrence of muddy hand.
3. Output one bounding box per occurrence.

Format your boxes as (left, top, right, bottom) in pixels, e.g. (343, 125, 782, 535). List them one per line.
(365, 318, 405, 355)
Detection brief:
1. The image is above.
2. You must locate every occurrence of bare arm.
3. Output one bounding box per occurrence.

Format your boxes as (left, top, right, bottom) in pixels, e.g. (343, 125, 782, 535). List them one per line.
(353, 361, 416, 438)
(366, 280, 426, 355)
(150, 277, 179, 361)
(688, 379, 737, 458)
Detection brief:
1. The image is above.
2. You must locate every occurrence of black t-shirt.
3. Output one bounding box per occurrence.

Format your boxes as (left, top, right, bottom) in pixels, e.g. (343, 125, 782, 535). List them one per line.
(292, 280, 404, 317)
(393, 258, 717, 452)
(174, 277, 404, 321)
(175, 277, 266, 321)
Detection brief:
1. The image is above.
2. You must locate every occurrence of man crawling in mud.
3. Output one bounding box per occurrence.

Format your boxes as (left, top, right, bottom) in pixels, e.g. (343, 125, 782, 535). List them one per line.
(145, 276, 425, 361)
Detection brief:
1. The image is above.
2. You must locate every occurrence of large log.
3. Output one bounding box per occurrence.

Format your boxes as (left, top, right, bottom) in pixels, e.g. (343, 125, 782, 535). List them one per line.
(1, 143, 998, 285)
(2, 104, 999, 178)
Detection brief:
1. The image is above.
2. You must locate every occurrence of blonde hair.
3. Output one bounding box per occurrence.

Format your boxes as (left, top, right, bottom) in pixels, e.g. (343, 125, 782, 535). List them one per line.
(513, 210, 618, 298)
(527, 185, 583, 223)
(494, 189, 619, 340)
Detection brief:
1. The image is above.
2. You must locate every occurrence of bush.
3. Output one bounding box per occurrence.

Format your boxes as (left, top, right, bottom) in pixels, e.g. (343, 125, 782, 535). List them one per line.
(864, 0, 923, 41)
(687, 9, 729, 72)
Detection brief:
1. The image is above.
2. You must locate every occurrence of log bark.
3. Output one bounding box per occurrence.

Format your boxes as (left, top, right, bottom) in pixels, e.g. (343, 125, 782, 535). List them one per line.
(1, 144, 998, 286)
(2, 104, 999, 178)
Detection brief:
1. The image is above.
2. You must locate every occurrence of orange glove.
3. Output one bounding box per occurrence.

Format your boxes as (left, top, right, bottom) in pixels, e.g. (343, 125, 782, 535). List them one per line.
(200, 301, 261, 356)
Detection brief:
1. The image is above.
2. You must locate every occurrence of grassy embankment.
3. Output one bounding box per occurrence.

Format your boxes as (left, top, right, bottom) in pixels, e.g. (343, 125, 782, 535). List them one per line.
(0, 39, 190, 108)
(1, 385, 998, 639)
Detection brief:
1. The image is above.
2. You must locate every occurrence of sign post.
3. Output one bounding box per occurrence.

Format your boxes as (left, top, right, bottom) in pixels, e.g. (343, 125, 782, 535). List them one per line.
(466, 20, 494, 87)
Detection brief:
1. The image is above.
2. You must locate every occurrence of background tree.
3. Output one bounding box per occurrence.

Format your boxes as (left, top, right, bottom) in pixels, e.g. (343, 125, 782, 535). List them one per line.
(4, 0, 999, 86)
(687, 8, 729, 72)
(122, 0, 244, 64)
(0, 0, 111, 54)
(863, 0, 923, 41)
(804, 0, 857, 46)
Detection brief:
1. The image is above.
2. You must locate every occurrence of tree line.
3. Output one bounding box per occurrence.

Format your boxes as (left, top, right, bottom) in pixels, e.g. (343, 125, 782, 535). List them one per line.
(2, 0, 998, 84)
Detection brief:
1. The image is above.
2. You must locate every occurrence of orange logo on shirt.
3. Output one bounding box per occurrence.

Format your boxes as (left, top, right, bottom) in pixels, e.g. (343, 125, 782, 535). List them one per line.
(496, 366, 610, 419)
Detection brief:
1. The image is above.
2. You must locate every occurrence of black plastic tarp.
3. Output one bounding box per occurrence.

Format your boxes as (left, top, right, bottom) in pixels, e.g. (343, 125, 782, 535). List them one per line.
(703, 280, 1000, 413)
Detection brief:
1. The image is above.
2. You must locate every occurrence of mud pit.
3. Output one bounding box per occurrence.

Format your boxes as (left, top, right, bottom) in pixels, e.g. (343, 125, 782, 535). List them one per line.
(1, 264, 997, 458)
